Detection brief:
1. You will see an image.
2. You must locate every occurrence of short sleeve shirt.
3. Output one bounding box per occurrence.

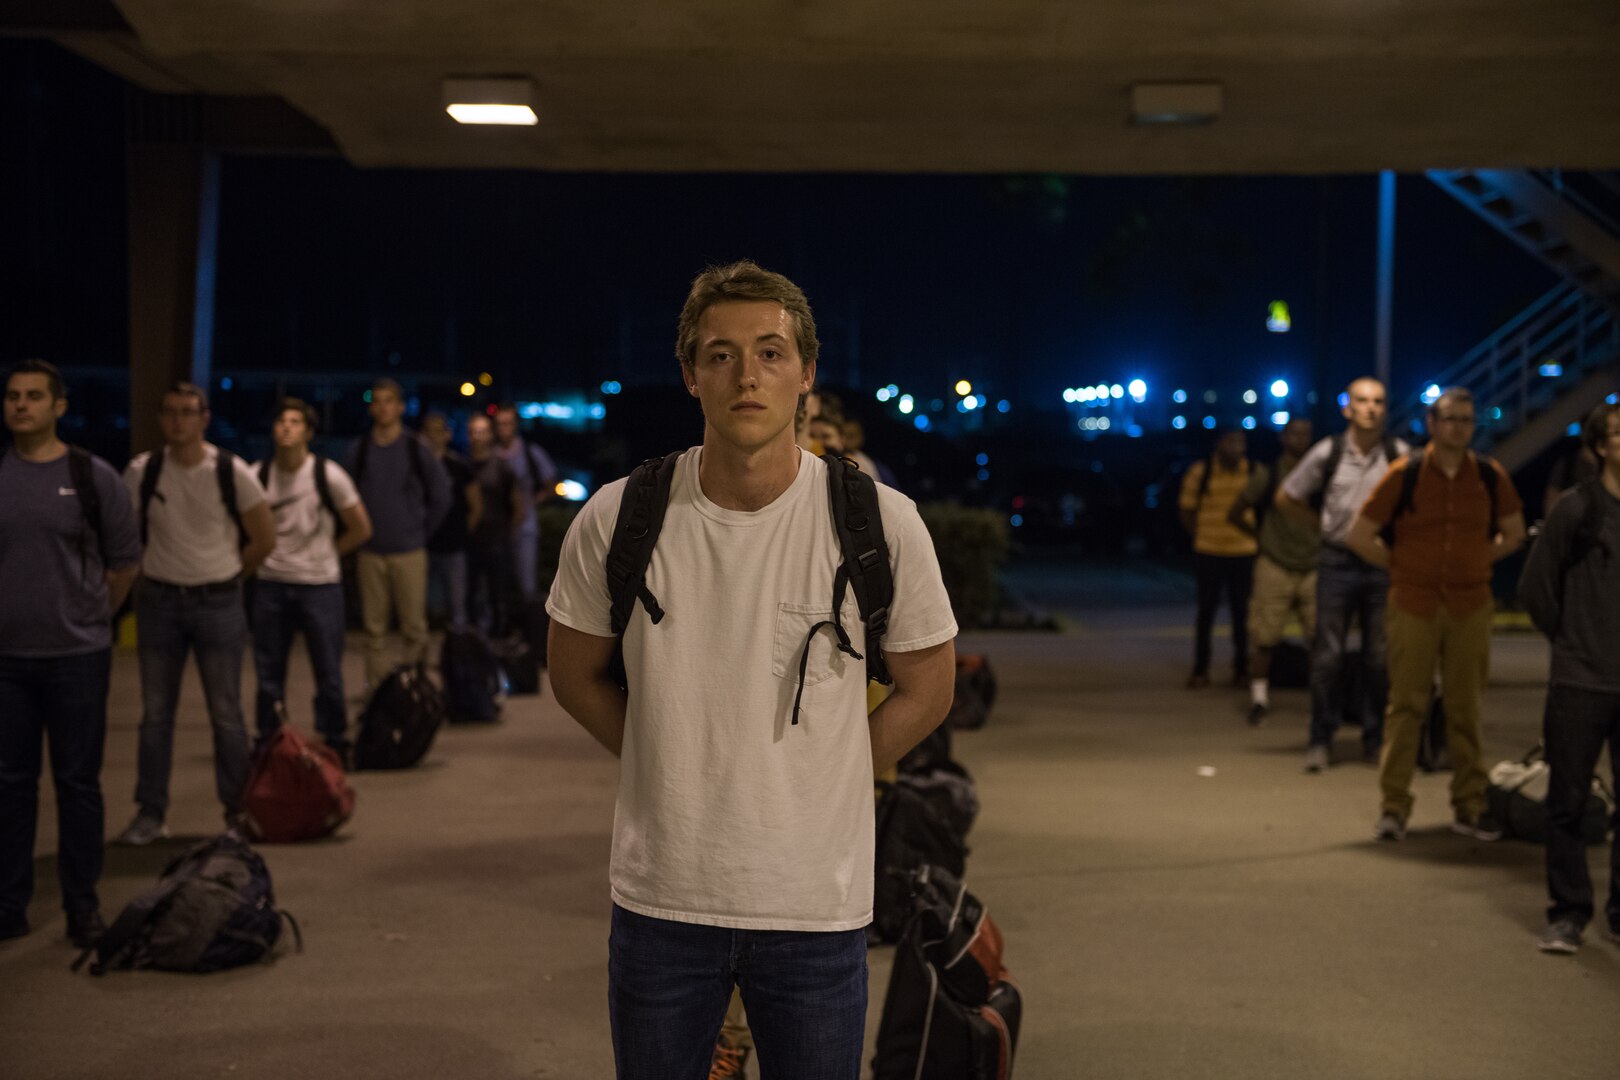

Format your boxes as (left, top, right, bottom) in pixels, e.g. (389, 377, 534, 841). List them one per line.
(124, 444, 267, 585)
(0, 448, 142, 657)
(255, 456, 362, 585)
(1280, 434, 1409, 546)
(1179, 460, 1259, 557)
(1241, 460, 1320, 572)
(547, 447, 958, 931)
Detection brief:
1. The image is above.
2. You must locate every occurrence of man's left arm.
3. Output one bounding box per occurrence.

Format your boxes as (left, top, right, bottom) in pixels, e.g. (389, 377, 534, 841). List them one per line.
(1490, 464, 1527, 562)
(421, 444, 453, 536)
(868, 639, 956, 774)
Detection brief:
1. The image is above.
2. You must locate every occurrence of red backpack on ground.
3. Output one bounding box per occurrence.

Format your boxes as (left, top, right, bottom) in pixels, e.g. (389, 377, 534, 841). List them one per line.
(241, 723, 356, 843)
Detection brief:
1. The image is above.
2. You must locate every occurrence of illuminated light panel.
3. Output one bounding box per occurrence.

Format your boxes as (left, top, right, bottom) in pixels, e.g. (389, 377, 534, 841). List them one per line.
(1539, 362, 1563, 378)
(898, 395, 915, 414)
(1202, 416, 1217, 429)
(955, 380, 973, 396)
(1271, 411, 1290, 426)
(445, 103, 538, 125)
(1173, 389, 1188, 404)
(1172, 415, 1187, 429)
(1422, 384, 1441, 404)
(1243, 390, 1258, 405)
(1242, 416, 1257, 430)
(1267, 301, 1291, 333)
(1110, 384, 1124, 399)
(459, 382, 476, 397)
(554, 479, 588, 501)
(1270, 379, 1289, 399)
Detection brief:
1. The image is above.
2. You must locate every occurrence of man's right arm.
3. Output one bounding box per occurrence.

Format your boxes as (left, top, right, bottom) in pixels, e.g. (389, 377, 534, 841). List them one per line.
(1518, 500, 1572, 638)
(547, 623, 627, 757)
(1274, 441, 1326, 530)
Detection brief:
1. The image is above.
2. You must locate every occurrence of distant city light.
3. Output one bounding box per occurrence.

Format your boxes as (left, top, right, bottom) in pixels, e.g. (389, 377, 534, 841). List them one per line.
(1173, 389, 1188, 404)
(914, 415, 931, 431)
(1337, 392, 1350, 408)
(1095, 384, 1109, 398)
(1062, 388, 1076, 403)
(1267, 301, 1292, 333)
(554, 479, 588, 501)
(1010, 514, 1024, 528)
(1109, 384, 1124, 399)
(588, 403, 606, 419)
(363, 390, 373, 403)
(1126, 423, 1144, 438)
(1609, 394, 1619, 405)
(1203, 390, 1218, 404)
(600, 380, 622, 395)
(1128, 379, 1147, 402)
(976, 453, 990, 466)
(1242, 416, 1257, 430)
(220, 377, 233, 390)
(977, 469, 990, 481)
(876, 387, 893, 402)
(1422, 384, 1442, 404)
(898, 394, 915, 414)
(1491, 407, 1503, 420)
(1271, 411, 1290, 426)
(997, 400, 1011, 413)
(1568, 421, 1582, 436)
(1098, 417, 1112, 430)
(1243, 390, 1258, 405)
(1539, 362, 1563, 378)
(973, 394, 987, 408)
(479, 372, 494, 387)
(1172, 415, 1187, 429)
(1203, 416, 1217, 429)
(955, 380, 973, 396)
(1270, 379, 1289, 399)
(517, 402, 543, 419)
(459, 382, 476, 397)
(931, 399, 944, 412)
(960, 396, 978, 412)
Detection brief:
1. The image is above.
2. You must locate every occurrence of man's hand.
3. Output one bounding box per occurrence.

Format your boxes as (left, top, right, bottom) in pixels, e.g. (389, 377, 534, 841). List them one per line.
(334, 502, 373, 558)
(106, 565, 139, 614)
(1226, 497, 1258, 539)
(548, 621, 628, 757)
(1273, 490, 1320, 532)
(1344, 512, 1390, 569)
(1491, 511, 1527, 563)
(239, 501, 277, 578)
(869, 639, 957, 773)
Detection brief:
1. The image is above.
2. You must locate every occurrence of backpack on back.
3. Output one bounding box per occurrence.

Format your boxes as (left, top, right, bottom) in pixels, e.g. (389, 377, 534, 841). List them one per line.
(352, 663, 446, 770)
(440, 628, 507, 724)
(138, 446, 246, 548)
(74, 833, 300, 975)
(241, 717, 356, 843)
(256, 455, 347, 539)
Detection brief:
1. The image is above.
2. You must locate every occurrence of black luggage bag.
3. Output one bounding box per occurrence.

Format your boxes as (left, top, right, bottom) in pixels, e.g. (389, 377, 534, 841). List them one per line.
(353, 664, 446, 770)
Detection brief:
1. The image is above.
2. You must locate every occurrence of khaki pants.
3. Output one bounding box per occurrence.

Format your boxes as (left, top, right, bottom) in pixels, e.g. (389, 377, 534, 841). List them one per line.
(1247, 554, 1317, 647)
(357, 549, 430, 686)
(1380, 601, 1494, 821)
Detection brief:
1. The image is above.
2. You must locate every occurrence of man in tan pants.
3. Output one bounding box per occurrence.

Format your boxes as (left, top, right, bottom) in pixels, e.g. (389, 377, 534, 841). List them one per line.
(1347, 388, 1524, 841)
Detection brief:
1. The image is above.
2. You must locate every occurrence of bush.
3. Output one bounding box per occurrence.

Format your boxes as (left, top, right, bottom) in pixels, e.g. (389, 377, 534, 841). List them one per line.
(917, 503, 1011, 628)
(537, 501, 583, 593)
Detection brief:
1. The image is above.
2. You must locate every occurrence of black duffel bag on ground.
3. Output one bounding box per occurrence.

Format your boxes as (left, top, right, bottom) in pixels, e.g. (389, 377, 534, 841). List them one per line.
(871, 780, 968, 943)
(1487, 745, 1615, 845)
(74, 832, 301, 975)
(872, 864, 1022, 1080)
(353, 663, 446, 770)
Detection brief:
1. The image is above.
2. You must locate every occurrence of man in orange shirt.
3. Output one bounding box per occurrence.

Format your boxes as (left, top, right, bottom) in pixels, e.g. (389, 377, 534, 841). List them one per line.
(1346, 388, 1525, 841)
(1179, 429, 1258, 688)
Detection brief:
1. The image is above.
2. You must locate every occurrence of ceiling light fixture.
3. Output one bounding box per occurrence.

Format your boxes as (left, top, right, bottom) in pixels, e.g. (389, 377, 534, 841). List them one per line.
(444, 77, 538, 126)
(1130, 82, 1222, 126)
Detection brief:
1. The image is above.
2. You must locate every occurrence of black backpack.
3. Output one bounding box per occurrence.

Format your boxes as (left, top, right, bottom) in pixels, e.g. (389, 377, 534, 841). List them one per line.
(138, 446, 246, 547)
(1310, 432, 1402, 512)
(256, 455, 346, 539)
(73, 833, 300, 975)
(603, 451, 894, 722)
(440, 629, 506, 724)
(872, 865, 1022, 1080)
(0, 444, 109, 584)
(352, 664, 447, 770)
(871, 779, 969, 943)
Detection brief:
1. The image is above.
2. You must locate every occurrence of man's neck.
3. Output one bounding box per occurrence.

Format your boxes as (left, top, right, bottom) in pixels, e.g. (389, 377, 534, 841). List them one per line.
(698, 432, 801, 512)
(167, 439, 207, 467)
(1430, 442, 1468, 476)
(275, 444, 310, 472)
(372, 422, 402, 445)
(1347, 426, 1383, 453)
(11, 429, 65, 462)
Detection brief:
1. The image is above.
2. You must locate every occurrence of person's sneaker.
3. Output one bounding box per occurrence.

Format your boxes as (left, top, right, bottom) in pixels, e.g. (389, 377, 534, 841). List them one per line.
(709, 1034, 750, 1079)
(114, 813, 169, 846)
(1537, 918, 1584, 955)
(1246, 702, 1267, 727)
(1374, 812, 1407, 841)
(66, 909, 106, 950)
(1302, 745, 1329, 774)
(1450, 809, 1504, 842)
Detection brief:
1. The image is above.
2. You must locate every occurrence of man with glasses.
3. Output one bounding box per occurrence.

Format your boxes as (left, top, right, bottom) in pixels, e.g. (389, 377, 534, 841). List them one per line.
(1518, 400, 1620, 953)
(1347, 387, 1525, 842)
(118, 382, 275, 844)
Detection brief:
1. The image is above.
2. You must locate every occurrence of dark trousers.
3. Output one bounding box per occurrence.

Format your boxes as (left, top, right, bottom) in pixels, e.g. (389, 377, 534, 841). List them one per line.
(608, 905, 867, 1080)
(251, 581, 349, 746)
(0, 649, 112, 920)
(1543, 683, 1620, 931)
(1193, 553, 1254, 677)
(467, 537, 515, 637)
(1309, 546, 1389, 753)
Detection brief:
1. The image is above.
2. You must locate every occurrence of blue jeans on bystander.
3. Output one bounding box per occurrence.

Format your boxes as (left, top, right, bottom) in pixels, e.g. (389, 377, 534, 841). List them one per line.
(251, 580, 350, 745)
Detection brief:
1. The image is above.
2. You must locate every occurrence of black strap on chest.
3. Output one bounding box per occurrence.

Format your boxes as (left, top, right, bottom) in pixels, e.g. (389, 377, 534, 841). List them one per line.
(1384, 451, 1500, 546)
(1314, 432, 1401, 511)
(258, 454, 345, 538)
(604, 451, 683, 687)
(140, 447, 245, 547)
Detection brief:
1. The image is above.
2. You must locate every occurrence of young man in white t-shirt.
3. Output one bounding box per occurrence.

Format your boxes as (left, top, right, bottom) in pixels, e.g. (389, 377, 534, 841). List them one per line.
(118, 382, 275, 845)
(548, 262, 958, 1079)
(252, 398, 372, 756)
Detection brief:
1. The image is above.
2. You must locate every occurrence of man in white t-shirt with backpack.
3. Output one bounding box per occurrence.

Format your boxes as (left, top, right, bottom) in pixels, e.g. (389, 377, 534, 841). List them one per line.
(547, 261, 958, 1079)
(251, 397, 372, 759)
(118, 381, 276, 845)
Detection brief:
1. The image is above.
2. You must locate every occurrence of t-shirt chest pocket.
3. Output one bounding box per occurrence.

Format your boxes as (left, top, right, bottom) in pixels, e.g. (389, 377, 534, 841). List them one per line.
(771, 598, 864, 689)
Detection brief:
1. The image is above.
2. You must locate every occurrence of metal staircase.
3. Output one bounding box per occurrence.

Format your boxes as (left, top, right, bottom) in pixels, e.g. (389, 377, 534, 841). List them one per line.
(1406, 170, 1620, 470)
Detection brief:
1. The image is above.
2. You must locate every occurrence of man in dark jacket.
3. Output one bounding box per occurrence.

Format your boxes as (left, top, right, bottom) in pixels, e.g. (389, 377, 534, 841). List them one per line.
(1518, 399, 1620, 955)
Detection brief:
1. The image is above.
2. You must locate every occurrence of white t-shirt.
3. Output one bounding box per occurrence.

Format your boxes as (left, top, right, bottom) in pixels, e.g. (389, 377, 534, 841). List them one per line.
(253, 455, 362, 585)
(124, 444, 267, 585)
(547, 447, 957, 931)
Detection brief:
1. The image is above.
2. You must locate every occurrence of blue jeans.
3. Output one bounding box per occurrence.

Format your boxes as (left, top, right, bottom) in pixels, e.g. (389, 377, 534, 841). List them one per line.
(427, 550, 469, 632)
(1543, 683, 1620, 931)
(608, 905, 868, 1080)
(1310, 546, 1389, 752)
(513, 517, 539, 602)
(135, 580, 251, 818)
(251, 580, 349, 745)
(0, 649, 111, 920)
(468, 537, 515, 636)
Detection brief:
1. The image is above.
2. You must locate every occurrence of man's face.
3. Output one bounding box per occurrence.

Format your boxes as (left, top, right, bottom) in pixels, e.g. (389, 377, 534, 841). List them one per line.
(1342, 379, 1387, 433)
(1215, 431, 1246, 465)
(1428, 399, 1476, 452)
(494, 410, 517, 446)
(468, 416, 494, 454)
(273, 409, 312, 451)
(1592, 414, 1620, 470)
(422, 415, 450, 452)
(1281, 418, 1314, 457)
(159, 392, 209, 447)
(369, 388, 404, 427)
(687, 300, 814, 455)
(809, 418, 844, 455)
(3, 373, 65, 437)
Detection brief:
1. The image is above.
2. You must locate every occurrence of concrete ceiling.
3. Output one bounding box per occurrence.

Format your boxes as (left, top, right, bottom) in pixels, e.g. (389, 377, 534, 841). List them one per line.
(29, 0, 1620, 173)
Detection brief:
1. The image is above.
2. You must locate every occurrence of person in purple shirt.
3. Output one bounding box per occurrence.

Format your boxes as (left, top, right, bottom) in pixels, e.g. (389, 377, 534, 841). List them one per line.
(492, 403, 558, 605)
(0, 360, 141, 948)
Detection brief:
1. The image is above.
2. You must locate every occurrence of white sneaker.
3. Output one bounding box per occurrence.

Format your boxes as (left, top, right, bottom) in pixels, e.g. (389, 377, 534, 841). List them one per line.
(114, 814, 169, 846)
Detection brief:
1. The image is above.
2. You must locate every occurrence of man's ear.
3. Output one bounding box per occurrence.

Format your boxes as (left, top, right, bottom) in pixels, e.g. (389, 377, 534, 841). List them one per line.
(53, 397, 68, 420)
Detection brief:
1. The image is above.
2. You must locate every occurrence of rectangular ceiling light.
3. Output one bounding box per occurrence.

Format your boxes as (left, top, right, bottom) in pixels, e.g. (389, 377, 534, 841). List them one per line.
(444, 77, 538, 126)
(1130, 82, 1222, 126)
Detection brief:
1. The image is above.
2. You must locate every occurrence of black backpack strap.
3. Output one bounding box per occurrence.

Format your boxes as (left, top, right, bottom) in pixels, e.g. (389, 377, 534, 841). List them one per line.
(405, 434, 425, 492)
(256, 459, 271, 490)
(1380, 435, 1400, 465)
(138, 447, 165, 547)
(216, 449, 246, 546)
(312, 454, 346, 538)
(1195, 456, 1216, 504)
(66, 446, 106, 568)
(1476, 453, 1500, 538)
(1311, 433, 1347, 511)
(605, 452, 684, 636)
(1381, 457, 1422, 547)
